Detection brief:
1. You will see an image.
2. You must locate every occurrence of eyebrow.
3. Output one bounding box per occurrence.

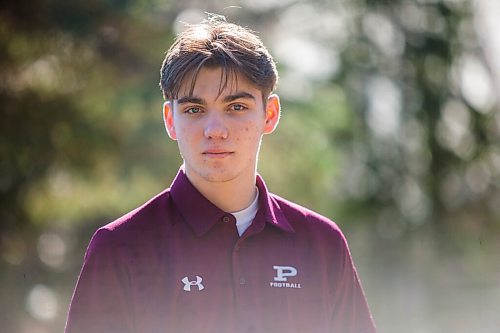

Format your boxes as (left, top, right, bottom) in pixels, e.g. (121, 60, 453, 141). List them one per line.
(176, 91, 257, 105)
(223, 92, 256, 103)
(177, 96, 205, 105)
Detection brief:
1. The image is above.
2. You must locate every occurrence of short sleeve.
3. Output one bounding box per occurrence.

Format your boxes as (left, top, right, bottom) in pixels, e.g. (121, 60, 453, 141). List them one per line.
(65, 228, 133, 333)
(330, 232, 377, 333)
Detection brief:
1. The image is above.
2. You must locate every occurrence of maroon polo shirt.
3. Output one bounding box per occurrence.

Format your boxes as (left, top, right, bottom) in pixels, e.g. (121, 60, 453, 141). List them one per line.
(65, 169, 376, 333)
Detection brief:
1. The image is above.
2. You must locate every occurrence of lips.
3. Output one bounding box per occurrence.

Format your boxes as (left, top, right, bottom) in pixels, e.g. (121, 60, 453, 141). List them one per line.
(202, 149, 234, 158)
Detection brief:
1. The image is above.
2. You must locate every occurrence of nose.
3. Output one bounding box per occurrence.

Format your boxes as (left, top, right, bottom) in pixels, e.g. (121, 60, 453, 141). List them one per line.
(204, 114, 228, 139)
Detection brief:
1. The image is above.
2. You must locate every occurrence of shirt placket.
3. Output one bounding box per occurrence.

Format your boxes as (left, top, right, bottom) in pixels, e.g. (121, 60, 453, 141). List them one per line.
(231, 220, 267, 332)
(232, 236, 249, 331)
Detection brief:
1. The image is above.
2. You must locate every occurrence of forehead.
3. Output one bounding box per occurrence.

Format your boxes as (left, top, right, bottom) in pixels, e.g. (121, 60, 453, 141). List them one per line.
(176, 66, 262, 100)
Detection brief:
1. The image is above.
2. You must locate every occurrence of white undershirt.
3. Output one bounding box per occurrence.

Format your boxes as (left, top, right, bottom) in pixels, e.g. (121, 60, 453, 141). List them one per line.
(231, 188, 259, 236)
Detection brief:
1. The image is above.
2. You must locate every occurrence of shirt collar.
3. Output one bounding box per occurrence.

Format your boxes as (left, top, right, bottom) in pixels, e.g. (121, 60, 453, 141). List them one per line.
(255, 174, 295, 234)
(169, 168, 295, 236)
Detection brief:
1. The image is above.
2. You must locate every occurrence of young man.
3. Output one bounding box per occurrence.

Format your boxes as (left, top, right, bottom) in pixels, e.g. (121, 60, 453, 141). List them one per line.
(65, 15, 377, 333)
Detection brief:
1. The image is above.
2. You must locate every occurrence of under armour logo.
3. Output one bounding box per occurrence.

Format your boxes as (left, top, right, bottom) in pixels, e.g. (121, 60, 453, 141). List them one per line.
(273, 266, 297, 282)
(181, 276, 204, 291)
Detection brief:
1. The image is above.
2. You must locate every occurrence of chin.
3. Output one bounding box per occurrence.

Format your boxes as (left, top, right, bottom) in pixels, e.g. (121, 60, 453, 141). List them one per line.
(185, 162, 253, 184)
(200, 172, 239, 183)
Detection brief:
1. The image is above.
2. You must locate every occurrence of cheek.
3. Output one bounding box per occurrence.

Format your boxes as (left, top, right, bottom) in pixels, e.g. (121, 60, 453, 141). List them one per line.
(237, 122, 263, 145)
(176, 123, 197, 140)
(175, 126, 198, 150)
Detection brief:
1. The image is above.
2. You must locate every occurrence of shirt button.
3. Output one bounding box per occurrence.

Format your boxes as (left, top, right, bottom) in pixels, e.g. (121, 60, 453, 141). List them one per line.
(239, 277, 246, 285)
(222, 216, 231, 223)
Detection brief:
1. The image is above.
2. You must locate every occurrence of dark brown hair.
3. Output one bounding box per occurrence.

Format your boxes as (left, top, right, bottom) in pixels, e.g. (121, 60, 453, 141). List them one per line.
(159, 14, 278, 101)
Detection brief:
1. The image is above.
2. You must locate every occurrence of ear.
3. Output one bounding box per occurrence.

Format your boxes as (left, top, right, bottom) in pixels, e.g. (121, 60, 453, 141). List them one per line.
(163, 101, 177, 140)
(264, 94, 281, 134)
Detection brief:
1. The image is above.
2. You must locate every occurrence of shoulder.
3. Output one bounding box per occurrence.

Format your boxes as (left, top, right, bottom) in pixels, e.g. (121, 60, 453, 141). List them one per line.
(90, 188, 174, 248)
(270, 193, 345, 239)
(109, 188, 173, 229)
(269, 193, 354, 268)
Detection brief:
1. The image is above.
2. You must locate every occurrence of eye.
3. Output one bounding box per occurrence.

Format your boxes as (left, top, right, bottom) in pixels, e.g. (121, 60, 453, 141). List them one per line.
(229, 104, 247, 112)
(185, 107, 202, 114)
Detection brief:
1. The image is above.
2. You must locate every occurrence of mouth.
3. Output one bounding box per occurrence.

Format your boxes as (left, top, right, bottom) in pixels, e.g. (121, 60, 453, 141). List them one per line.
(202, 149, 234, 158)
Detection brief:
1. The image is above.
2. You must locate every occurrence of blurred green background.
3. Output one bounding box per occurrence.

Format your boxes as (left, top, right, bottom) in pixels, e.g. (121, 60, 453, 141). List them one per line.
(1, 0, 499, 332)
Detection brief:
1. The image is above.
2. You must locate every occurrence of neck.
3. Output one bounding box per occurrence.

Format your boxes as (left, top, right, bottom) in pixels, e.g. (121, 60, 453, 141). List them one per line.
(185, 170, 257, 213)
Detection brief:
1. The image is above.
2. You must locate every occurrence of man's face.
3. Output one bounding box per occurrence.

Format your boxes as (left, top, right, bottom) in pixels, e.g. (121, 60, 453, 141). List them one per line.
(163, 66, 280, 186)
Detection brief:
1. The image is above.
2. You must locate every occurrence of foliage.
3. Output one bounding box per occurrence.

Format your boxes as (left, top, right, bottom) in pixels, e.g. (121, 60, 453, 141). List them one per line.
(334, 0, 500, 232)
